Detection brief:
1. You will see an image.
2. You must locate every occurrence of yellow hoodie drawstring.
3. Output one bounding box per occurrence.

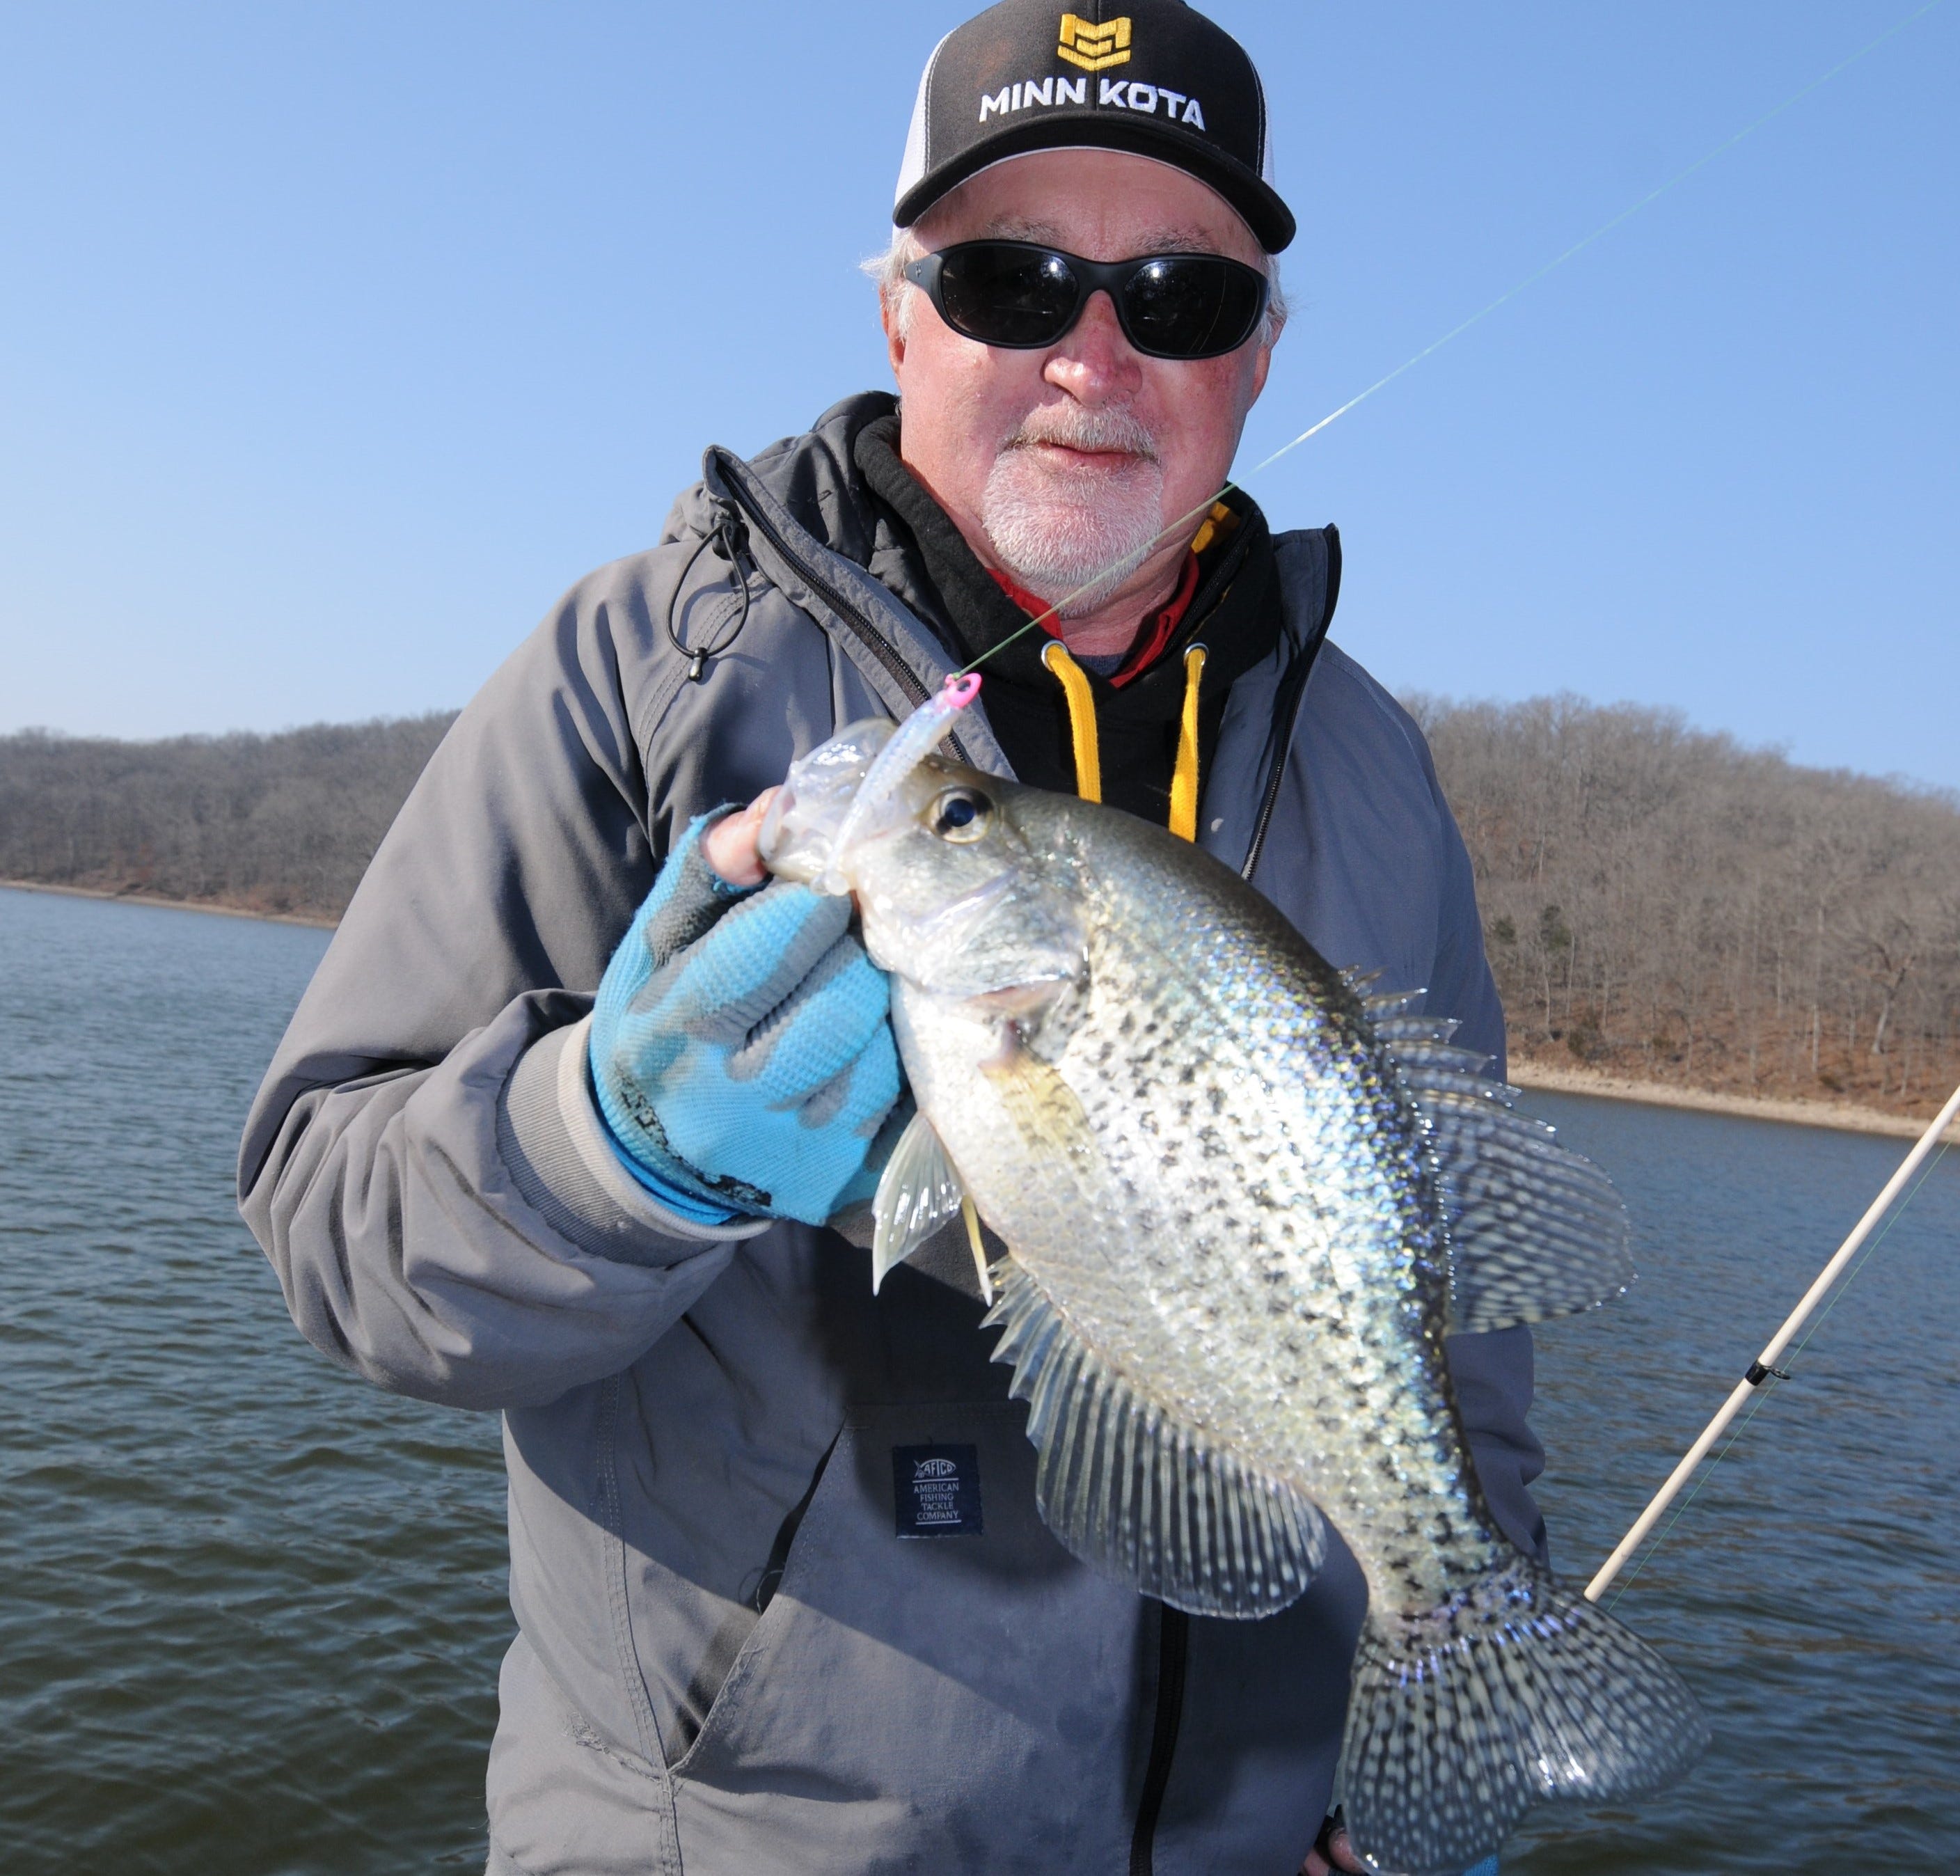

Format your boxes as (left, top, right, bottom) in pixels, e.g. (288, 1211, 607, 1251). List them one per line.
(1167, 644, 1207, 844)
(1041, 641, 1102, 804)
(1042, 639, 1207, 842)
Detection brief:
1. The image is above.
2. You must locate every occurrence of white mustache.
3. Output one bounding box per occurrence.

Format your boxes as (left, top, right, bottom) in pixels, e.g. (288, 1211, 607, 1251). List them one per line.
(1000, 405, 1159, 462)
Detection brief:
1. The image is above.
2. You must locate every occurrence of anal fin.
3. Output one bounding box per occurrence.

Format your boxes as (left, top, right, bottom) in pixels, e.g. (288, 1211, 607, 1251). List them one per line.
(983, 1259, 1325, 1618)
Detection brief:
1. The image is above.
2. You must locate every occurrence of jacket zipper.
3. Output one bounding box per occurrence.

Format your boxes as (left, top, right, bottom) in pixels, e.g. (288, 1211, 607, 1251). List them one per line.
(714, 460, 977, 768)
(725, 476, 1335, 1869)
(1128, 1604, 1190, 1876)
(1137, 534, 1336, 1859)
(1240, 524, 1341, 883)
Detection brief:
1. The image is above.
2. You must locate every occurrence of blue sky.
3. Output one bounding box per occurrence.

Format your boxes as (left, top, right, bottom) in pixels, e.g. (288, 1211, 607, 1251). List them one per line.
(2, 2, 1954, 789)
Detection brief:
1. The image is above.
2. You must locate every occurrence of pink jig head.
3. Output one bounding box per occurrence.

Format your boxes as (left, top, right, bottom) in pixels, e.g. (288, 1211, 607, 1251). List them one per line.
(814, 672, 981, 896)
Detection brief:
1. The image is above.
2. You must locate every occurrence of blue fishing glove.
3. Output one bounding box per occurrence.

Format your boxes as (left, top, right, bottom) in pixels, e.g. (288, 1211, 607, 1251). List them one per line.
(590, 812, 903, 1227)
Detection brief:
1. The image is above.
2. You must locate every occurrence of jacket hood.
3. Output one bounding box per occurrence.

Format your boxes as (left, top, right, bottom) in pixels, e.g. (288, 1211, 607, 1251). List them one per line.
(663, 392, 902, 567)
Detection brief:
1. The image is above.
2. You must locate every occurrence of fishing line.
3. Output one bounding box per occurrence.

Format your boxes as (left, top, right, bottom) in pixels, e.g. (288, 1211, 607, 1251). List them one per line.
(955, 0, 1947, 677)
(1602, 1137, 1954, 1612)
(1602, 1378, 1783, 1614)
(1774, 1141, 1952, 1364)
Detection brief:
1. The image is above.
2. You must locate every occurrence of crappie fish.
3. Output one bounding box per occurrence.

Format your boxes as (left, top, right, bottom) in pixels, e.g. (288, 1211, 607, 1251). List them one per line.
(761, 706, 1707, 1876)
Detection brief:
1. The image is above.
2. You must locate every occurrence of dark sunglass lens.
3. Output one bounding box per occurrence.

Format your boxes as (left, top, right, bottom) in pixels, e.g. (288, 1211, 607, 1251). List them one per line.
(1121, 257, 1265, 358)
(937, 244, 1080, 347)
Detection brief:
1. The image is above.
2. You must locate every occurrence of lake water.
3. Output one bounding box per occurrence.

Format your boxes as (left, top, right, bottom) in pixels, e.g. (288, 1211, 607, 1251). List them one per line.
(2, 883, 1956, 1875)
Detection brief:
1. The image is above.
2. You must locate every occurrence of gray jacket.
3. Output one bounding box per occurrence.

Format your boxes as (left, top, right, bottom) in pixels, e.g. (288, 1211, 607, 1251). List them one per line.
(240, 393, 1540, 1876)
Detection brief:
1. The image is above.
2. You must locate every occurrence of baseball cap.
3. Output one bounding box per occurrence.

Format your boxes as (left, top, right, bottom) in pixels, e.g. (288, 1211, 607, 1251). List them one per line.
(894, 0, 1294, 253)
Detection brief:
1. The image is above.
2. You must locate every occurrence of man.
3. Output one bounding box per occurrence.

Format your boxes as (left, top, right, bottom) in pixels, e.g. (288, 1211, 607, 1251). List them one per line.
(242, 4, 1537, 1872)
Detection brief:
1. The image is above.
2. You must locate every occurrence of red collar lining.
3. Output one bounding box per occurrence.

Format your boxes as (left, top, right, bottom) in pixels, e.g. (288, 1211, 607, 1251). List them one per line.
(989, 552, 1203, 691)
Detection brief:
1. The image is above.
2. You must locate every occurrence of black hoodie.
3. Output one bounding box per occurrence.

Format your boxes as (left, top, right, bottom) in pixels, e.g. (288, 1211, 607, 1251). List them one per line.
(853, 411, 1283, 825)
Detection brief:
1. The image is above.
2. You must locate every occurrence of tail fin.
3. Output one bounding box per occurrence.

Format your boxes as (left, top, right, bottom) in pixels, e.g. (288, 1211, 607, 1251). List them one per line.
(1339, 1559, 1707, 1876)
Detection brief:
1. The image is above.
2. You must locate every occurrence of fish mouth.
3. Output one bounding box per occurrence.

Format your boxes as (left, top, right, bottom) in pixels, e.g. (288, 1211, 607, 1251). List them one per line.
(871, 872, 1014, 961)
(757, 718, 894, 885)
(864, 872, 1084, 1003)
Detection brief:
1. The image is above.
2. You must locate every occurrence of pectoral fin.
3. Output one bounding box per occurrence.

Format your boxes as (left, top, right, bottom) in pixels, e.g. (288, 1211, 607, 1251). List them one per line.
(980, 1034, 1100, 1168)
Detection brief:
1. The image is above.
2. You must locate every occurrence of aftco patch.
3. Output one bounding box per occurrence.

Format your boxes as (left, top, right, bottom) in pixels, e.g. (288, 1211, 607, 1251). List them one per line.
(892, 1444, 983, 1538)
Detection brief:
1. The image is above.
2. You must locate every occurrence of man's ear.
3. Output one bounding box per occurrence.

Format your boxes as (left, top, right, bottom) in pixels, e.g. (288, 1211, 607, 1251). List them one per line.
(882, 291, 908, 380)
(1244, 320, 1280, 408)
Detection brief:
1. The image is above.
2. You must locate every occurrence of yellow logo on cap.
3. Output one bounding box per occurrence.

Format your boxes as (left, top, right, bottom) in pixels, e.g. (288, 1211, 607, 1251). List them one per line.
(1057, 13, 1132, 72)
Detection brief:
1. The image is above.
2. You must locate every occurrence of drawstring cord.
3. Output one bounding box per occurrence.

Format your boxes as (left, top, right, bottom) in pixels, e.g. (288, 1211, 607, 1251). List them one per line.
(1168, 645, 1207, 843)
(1042, 639, 1207, 842)
(1041, 642, 1102, 805)
(1187, 501, 1233, 558)
(665, 496, 754, 682)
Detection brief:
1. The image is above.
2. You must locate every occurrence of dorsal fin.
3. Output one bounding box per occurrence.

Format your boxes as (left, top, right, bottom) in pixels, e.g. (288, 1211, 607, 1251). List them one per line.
(1359, 986, 1428, 1023)
(982, 1259, 1327, 1618)
(1369, 1014, 1635, 1333)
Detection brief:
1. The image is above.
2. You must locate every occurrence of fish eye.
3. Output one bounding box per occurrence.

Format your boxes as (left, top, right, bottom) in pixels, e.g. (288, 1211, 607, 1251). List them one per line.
(928, 787, 992, 843)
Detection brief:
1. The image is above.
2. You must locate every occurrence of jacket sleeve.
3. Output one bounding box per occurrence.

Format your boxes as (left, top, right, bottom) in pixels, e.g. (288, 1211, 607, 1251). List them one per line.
(237, 559, 768, 1412)
(1409, 723, 1507, 1080)
(1446, 1327, 1549, 1566)
(1402, 704, 1551, 1564)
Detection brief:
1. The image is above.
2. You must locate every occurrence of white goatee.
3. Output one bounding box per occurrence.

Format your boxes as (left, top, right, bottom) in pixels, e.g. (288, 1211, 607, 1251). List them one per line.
(979, 405, 1167, 616)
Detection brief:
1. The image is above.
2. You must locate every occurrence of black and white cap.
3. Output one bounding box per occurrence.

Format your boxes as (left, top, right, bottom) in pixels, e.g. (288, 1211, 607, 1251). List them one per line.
(894, 0, 1294, 253)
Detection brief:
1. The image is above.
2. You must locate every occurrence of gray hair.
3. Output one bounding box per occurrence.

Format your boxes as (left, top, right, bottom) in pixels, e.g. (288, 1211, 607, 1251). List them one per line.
(863, 228, 1288, 349)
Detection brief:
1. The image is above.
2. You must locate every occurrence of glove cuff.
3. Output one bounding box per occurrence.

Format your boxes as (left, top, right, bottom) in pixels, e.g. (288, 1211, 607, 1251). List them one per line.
(591, 809, 773, 1217)
(504, 1018, 772, 1249)
(594, 1087, 743, 1226)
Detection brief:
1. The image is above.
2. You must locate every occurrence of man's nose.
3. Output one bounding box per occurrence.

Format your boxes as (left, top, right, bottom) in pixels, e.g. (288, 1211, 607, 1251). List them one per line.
(1043, 290, 1142, 404)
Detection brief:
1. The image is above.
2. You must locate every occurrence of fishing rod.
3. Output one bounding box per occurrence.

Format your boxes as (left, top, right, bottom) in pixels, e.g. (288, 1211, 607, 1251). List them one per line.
(1585, 1075, 1960, 1605)
(956, 0, 1950, 679)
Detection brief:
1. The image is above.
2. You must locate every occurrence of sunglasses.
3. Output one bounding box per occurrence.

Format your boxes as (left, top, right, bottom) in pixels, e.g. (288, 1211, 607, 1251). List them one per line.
(903, 240, 1270, 361)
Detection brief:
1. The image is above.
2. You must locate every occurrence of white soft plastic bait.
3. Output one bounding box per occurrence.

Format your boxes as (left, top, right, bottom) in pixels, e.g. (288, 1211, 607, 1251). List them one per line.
(812, 672, 981, 896)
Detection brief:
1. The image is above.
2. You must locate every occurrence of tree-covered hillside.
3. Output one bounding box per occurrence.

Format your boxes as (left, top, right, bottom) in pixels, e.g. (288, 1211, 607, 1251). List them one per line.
(0, 714, 456, 920)
(5, 698, 1956, 1117)
(1412, 695, 1960, 1117)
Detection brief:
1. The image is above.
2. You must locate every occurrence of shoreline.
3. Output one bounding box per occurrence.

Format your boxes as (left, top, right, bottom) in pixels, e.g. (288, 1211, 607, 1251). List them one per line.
(1509, 1059, 1960, 1144)
(0, 878, 338, 931)
(5, 876, 1950, 1144)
